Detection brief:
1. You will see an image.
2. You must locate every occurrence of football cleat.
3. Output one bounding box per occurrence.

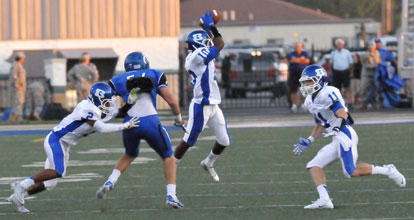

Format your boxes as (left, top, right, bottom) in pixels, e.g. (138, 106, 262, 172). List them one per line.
(8, 194, 30, 213)
(10, 181, 25, 205)
(304, 198, 334, 209)
(201, 160, 220, 182)
(96, 181, 113, 199)
(384, 164, 406, 187)
(166, 195, 184, 209)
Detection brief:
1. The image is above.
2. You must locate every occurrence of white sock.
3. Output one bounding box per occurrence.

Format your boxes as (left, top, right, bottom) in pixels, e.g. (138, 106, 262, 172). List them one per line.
(107, 169, 121, 185)
(292, 104, 297, 109)
(174, 156, 180, 164)
(20, 178, 35, 190)
(317, 184, 330, 200)
(166, 184, 176, 196)
(205, 151, 219, 167)
(371, 165, 389, 176)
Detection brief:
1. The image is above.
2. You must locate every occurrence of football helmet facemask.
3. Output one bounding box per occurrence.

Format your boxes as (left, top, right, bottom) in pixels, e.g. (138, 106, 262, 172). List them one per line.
(299, 64, 328, 97)
(185, 30, 213, 51)
(88, 82, 117, 115)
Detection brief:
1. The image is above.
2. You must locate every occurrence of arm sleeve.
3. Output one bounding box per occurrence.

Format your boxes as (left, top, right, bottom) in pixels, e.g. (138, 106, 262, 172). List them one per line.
(330, 101, 344, 113)
(304, 51, 310, 59)
(314, 115, 321, 123)
(203, 46, 219, 65)
(158, 73, 168, 90)
(93, 120, 123, 133)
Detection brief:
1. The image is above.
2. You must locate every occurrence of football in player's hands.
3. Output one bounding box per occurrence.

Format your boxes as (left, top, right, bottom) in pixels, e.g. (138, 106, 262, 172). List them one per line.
(199, 9, 222, 27)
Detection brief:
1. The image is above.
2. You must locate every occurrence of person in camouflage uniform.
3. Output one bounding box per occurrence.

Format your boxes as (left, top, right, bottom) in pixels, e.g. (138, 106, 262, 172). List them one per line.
(9, 52, 26, 121)
(67, 52, 99, 102)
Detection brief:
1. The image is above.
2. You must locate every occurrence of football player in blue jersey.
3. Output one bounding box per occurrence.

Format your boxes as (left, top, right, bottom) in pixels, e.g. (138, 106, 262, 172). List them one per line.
(292, 64, 406, 209)
(8, 83, 139, 213)
(96, 52, 184, 209)
(173, 12, 230, 183)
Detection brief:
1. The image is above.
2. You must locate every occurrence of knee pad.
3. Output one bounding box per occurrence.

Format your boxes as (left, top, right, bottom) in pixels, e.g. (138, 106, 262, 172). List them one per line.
(44, 179, 58, 190)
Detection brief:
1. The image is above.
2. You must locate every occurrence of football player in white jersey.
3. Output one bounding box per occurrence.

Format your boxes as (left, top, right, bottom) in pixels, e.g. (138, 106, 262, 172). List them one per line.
(293, 65, 406, 209)
(8, 83, 139, 213)
(173, 12, 231, 183)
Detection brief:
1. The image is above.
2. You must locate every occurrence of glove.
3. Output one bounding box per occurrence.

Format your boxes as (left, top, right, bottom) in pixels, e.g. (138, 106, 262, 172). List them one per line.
(200, 12, 215, 33)
(293, 137, 311, 156)
(322, 127, 340, 138)
(127, 88, 140, 104)
(122, 116, 140, 129)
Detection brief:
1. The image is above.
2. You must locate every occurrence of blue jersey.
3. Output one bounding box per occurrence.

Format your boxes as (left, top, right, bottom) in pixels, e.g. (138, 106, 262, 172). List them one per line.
(378, 48, 395, 62)
(288, 51, 309, 73)
(110, 69, 167, 117)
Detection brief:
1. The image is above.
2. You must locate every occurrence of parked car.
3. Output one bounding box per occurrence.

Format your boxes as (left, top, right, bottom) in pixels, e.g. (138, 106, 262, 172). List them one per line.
(217, 47, 284, 98)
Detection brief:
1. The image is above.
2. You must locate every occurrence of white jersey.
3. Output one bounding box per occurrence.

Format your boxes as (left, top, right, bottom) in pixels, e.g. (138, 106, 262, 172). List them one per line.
(185, 46, 221, 105)
(52, 100, 116, 146)
(304, 86, 348, 132)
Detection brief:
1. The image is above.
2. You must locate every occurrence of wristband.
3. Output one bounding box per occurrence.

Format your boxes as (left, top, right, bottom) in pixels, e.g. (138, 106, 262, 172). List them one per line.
(307, 136, 315, 143)
(175, 113, 182, 122)
(210, 26, 222, 38)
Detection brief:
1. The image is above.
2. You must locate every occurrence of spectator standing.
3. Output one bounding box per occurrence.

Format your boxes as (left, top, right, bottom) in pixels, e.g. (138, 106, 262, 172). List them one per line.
(288, 42, 310, 112)
(8, 52, 26, 121)
(360, 42, 381, 110)
(67, 52, 99, 102)
(375, 38, 396, 65)
(321, 56, 332, 81)
(351, 53, 362, 104)
(275, 57, 289, 105)
(330, 39, 354, 108)
(25, 81, 46, 120)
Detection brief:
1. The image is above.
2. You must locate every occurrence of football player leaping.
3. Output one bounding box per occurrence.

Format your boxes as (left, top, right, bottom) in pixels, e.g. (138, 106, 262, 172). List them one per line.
(293, 64, 406, 209)
(174, 12, 230, 183)
(96, 52, 184, 209)
(8, 82, 139, 213)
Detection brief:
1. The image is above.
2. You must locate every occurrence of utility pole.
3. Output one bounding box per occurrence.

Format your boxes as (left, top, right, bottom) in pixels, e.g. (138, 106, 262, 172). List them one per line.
(382, 0, 393, 34)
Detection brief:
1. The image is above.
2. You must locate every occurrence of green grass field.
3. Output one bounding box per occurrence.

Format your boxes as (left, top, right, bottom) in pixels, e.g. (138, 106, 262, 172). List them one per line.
(1, 124, 413, 219)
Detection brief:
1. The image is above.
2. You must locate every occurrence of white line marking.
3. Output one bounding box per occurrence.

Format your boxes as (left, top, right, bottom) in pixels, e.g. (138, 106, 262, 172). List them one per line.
(21, 158, 156, 168)
(1, 200, 414, 215)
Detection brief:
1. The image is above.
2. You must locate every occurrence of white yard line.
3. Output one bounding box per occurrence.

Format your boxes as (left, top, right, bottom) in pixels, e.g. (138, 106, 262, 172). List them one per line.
(1, 200, 414, 216)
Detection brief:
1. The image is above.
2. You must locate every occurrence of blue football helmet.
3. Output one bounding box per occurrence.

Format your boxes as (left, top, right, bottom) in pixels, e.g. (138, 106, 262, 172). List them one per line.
(88, 82, 117, 115)
(185, 30, 213, 51)
(299, 64, 328, 97)
(124, 52, 150, 72)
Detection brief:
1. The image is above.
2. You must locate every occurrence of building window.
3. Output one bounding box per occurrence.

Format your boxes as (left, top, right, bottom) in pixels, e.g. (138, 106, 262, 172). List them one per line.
(223, 10, 228, 21)
(233, 39, 250, 44)
(230, 10, 236, 21)
(267, 38, 284, 46)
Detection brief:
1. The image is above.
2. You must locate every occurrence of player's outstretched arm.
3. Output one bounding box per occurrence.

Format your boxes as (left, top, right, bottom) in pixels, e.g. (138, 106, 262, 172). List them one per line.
(87, 117, 140, 133)
(158, 87, 184, 126)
